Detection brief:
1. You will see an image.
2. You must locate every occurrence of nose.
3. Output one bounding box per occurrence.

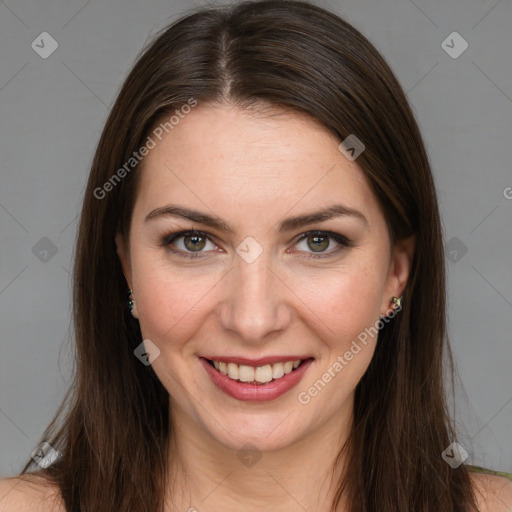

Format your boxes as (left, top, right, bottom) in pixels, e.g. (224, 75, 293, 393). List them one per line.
(217, 249, 292, 345)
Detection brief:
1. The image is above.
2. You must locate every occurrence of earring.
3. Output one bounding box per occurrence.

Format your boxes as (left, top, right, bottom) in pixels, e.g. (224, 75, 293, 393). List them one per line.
(379, 295, 404, 319)
(390, 296, 403, 309)
(127, 289, 136, 317)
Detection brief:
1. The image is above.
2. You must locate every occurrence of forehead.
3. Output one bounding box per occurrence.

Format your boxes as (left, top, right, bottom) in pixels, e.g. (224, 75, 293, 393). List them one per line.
(134, 104, 378, 224)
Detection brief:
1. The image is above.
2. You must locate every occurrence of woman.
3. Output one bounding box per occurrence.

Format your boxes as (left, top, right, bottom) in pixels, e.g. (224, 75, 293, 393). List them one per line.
(1, 1, 511, 510)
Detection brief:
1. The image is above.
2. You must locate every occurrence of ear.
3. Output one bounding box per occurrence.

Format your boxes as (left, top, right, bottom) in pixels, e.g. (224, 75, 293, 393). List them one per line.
(380, 234, 415, 316)
(116, 232, 139, 318)
(115, 232, 132, 289)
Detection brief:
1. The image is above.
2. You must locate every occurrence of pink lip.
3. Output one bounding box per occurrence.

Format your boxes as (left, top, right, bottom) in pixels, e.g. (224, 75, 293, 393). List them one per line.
(200, 357, 314, 402)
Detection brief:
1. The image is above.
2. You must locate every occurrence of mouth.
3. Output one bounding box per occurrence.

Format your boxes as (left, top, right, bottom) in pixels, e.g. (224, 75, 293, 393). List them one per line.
(205, 357, 311, 386)
(200, 355, 314, 402)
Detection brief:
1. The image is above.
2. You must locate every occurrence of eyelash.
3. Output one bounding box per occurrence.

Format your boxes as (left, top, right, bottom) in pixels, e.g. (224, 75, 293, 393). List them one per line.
(160, 229, 353, 260)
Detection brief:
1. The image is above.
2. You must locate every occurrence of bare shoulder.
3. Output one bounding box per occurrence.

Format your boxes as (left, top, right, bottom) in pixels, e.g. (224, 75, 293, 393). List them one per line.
(469, 471, 512, 512)
(0, 474, 64, 512)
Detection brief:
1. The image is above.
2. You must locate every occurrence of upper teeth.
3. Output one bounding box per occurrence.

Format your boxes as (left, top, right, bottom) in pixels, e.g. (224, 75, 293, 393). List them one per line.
(212, 359, 302, 383)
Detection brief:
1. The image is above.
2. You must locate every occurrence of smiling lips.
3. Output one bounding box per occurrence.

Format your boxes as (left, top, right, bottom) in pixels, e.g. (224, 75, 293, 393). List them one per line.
(208, 358, 303, 384)
(200, 356, 314, 402)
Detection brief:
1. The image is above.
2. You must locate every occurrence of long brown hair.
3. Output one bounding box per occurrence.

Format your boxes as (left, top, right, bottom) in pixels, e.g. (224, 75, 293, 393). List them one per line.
(20, 1, 478, 510)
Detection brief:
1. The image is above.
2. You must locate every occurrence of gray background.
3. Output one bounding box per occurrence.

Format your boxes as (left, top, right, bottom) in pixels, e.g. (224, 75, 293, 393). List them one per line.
(1, 0, 511, 478)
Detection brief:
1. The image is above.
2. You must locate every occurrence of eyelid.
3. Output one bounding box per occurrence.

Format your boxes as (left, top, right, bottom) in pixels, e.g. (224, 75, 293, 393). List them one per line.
(160, 229, 216, 247)
(160, 228, 352, 258)
(294, 229, 352, 245)
(160, 229, 219, 259)
(290, 230, 353, 258)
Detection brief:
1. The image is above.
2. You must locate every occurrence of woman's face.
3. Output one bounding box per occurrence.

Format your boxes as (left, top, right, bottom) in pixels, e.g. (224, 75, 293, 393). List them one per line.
(116, 103, 413, 452)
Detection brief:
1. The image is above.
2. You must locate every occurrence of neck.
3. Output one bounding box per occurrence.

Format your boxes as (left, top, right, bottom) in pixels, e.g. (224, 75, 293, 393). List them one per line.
(165, 397, 353, 512)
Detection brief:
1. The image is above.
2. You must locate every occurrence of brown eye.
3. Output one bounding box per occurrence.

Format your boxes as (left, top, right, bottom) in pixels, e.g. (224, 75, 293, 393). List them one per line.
(183, 233, 207, 251)
(307, 234, 329, 252)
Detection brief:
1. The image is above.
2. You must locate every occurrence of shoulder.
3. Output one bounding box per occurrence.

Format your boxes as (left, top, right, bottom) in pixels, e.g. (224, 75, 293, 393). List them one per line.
(0, 474, 64, 512)
(469, 470, 512, 512)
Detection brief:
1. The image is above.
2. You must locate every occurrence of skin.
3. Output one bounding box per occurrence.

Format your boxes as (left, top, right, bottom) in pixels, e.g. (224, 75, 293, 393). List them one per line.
(115, 102, 415, 511)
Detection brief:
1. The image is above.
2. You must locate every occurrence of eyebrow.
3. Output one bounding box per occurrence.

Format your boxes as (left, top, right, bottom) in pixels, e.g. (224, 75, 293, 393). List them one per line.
(144, 204, 369, 232)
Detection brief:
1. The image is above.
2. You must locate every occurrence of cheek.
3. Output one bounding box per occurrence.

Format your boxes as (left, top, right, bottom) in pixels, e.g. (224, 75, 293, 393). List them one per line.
(130, 250, 222, 348)
(297, 258, 385, 343)
(295, 265, 384, 407)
